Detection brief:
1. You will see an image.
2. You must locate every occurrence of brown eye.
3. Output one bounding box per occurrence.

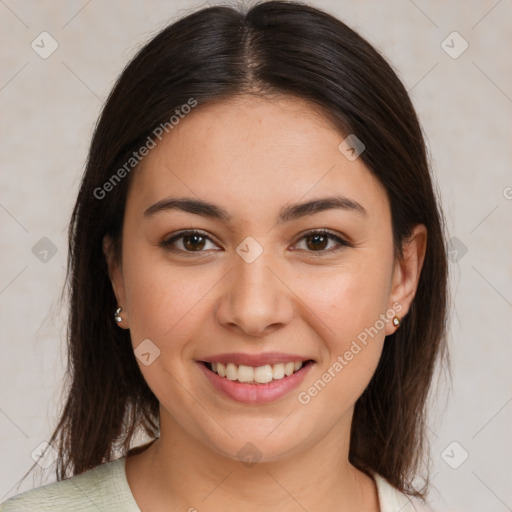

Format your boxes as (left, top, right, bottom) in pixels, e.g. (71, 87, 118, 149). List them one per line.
(305, 233, 329, 251)
(182, 233, 207, 251)
(160, 229, 350, 256)
(295, 230, 350, 254)
(160, 230, 218, 253)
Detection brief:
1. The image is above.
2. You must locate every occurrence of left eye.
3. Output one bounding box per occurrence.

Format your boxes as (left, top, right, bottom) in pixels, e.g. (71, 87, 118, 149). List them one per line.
(294, 230, 349, 253)
(160, 229, 349, 254)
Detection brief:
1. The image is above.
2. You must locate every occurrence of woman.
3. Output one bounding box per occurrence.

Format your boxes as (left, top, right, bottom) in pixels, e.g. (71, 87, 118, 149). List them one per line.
(1, 1, 448, 510)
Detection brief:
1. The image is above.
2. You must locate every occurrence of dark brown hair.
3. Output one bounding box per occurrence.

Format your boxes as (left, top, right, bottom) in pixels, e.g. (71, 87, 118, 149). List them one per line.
(26, 0, 448, 499)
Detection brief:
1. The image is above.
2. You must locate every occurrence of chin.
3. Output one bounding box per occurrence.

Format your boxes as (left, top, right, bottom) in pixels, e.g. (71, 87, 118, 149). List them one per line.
(200, 426, 313, 467)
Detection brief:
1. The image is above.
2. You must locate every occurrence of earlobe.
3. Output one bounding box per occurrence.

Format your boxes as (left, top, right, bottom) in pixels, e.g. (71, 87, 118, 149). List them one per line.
(387, 224, 427, 333)
(103, 235, 129, 328)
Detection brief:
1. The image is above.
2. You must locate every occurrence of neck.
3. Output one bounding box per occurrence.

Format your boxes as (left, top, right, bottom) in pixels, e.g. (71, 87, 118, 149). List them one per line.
(125, 409, 379, 512)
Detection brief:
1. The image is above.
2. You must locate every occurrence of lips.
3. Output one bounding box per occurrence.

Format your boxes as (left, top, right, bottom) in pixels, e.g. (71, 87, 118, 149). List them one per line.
(197, 352, 315, 404)
(198, 352, 314, 384)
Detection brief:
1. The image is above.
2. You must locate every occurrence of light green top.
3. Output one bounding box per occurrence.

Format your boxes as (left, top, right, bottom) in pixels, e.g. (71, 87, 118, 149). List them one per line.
(0, 457, 430, 511)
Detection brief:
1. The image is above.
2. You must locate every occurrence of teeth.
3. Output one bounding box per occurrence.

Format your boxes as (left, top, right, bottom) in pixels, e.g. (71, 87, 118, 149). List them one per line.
(273, 363, 285, 379)
(254, 364, 273, 384)
(284, 362, 294, 376)
(237, 365, 254, 383)
(226, 363, 238, 381)
(209, 361, 306, 384)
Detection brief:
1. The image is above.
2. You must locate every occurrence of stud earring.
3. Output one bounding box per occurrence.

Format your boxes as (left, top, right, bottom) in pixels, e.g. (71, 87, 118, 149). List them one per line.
(392, 316, 401, 327)
(114, 307, 123, 323)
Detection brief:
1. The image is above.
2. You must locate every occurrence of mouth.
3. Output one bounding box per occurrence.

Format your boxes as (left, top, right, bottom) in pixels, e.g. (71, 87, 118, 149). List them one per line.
(196, 352, 316, 404)
(199, 359, 315, 385)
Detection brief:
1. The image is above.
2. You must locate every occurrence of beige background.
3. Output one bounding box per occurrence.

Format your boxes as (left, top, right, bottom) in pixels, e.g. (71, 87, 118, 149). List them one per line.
(1, 1, 511, 510)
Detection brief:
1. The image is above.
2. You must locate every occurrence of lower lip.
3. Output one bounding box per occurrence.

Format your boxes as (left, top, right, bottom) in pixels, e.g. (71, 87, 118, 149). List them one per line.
(197, 361, 314, 404)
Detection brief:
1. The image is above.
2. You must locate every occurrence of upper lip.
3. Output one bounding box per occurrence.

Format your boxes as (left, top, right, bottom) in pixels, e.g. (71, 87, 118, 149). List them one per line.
(199, 352, 315, 367)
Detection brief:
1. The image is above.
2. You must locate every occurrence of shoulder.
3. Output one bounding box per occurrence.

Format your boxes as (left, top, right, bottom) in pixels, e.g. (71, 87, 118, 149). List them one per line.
(0, 457, 140, 512)
(373, 473, 436, 512)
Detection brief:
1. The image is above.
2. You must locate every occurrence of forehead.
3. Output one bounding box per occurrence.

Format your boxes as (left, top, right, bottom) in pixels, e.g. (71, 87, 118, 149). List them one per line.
(126, 95, 390, 225)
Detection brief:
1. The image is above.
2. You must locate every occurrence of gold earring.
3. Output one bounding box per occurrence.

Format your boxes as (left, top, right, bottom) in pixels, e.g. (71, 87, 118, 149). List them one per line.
(392, 316, 401, 327)
(114, 307, 123, 323)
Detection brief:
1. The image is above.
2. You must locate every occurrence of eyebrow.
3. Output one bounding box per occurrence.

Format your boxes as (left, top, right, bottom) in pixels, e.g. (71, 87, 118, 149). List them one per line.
(143, 195, 367, 223)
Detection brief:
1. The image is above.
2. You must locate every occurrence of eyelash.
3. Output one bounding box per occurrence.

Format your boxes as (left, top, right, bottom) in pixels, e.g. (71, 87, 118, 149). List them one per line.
(159, 229, 351, 256)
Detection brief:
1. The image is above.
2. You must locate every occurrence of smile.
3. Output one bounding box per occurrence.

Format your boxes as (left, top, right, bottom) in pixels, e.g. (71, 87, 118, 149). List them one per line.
(197, 354, 315, 404)
(204, 361, 309, 384)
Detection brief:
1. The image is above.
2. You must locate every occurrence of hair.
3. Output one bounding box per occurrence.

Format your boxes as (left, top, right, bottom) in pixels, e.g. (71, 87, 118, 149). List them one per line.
(25, 0, 448, 500)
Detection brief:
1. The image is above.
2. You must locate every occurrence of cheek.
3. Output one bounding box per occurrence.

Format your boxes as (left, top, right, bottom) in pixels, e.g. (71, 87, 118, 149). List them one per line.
(121, 254, 216, 399)
(294, 270, 389, 416)
(124, 259, 212, 343)
(121, 232, 229, 368)
(292, 250, 393, 403)
(300, 254, 393, 341)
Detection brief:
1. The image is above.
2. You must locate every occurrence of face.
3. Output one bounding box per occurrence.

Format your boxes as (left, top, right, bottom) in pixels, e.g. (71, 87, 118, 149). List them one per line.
(105, 95, 425, 463)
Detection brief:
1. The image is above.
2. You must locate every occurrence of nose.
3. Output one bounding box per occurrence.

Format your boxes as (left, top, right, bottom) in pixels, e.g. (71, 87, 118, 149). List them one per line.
(215, 249, 294, 338)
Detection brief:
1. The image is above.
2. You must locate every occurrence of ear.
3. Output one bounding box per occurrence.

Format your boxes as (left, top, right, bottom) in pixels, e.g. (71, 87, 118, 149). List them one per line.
(103, 235, 129, 328)
(386, 224, 427, 335)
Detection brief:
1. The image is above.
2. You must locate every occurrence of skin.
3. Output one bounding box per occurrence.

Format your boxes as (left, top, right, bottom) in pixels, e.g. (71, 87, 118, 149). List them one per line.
(104, 94, 427, 512)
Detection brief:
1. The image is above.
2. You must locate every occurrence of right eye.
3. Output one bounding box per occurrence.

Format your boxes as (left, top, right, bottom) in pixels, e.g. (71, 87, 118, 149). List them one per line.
(159, 230, 220, 254)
